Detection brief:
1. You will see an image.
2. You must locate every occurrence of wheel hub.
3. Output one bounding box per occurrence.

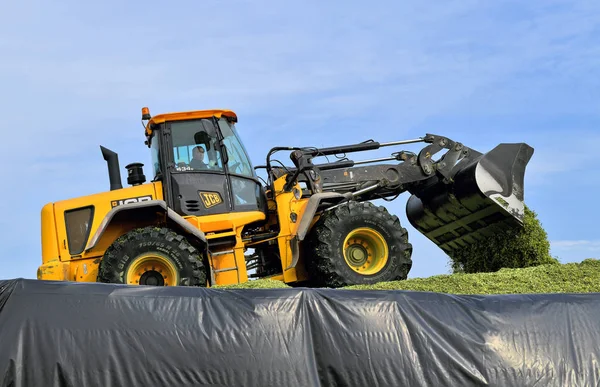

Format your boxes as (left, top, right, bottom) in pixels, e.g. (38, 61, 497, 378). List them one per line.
(346, 245, 368, 266)
(343, 227, 389, 275)
(139, 270, 165, 286)
(125, 253, 179, 286)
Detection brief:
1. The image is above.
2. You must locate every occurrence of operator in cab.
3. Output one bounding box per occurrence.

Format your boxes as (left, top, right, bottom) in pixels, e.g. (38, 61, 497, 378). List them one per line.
(190, 146, 209, 170)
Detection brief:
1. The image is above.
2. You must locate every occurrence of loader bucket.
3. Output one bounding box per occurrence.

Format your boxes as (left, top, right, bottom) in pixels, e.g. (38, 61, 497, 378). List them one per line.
(406, 143, 534, 255)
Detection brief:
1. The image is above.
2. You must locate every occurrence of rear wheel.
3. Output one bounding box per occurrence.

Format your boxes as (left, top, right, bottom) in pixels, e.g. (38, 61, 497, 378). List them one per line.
(305, 201, 412, 288)
(97, 226, 207, 287)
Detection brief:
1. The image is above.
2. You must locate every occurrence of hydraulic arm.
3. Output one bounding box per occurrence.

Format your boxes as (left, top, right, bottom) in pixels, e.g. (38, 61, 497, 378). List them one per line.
(265, 133, 534, 255)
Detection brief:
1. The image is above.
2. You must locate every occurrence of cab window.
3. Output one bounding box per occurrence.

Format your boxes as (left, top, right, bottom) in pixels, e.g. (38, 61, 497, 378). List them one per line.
(150, 135, 161, 179)
(64, 206, 94, 255)
(217, 118, 255, 178)
(170, 119, 224, 172)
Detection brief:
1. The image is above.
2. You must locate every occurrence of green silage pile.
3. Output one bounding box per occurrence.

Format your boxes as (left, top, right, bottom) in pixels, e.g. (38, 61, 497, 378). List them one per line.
(446, 205, 559, 274)
(216, 279, 290, 289)
(216, 204, 596, 295)
(344, 259, 600, 294)
(216, 259, 600, 294)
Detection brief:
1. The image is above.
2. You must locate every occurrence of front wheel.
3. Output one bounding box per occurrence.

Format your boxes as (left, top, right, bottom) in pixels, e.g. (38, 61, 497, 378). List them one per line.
(304, 201, 413, 288)
(97, 226, 207, 287)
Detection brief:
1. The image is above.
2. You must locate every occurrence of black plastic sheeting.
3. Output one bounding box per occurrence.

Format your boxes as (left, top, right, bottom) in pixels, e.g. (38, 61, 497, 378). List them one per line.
(2, 279, 600, 387)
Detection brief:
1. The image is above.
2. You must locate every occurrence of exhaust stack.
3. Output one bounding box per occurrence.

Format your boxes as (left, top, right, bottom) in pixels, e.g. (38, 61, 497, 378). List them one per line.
(100, 146, 123, 191)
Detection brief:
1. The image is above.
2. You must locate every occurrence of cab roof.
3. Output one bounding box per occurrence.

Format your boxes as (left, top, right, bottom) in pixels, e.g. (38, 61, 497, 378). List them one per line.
(144, 109, 238, 138)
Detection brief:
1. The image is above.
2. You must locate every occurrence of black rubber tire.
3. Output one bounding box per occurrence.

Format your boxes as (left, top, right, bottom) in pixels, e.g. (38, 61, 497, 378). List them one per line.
(97, 226, 207, 286)
(304, 201, 413, 288)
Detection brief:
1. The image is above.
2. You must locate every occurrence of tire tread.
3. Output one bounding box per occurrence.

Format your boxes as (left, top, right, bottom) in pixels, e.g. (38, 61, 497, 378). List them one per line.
(306, 201, 413, 288)
(97, 226, 207, 286)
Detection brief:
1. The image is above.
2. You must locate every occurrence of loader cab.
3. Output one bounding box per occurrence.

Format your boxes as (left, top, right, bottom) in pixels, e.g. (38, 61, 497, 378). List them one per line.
(145, 109, 268, 217)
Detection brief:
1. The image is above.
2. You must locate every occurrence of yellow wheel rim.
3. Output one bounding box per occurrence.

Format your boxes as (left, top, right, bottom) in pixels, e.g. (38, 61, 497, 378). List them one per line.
(343, 227, 389, 275)
(125, 253, 179, 286)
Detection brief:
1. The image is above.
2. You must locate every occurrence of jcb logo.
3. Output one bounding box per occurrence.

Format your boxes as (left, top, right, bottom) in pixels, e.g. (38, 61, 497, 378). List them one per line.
(111, 195, 152, 208)
(199, 192, 222, 208)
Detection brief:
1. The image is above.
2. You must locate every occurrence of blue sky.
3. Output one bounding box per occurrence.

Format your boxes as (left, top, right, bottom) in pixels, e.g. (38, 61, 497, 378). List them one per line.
(1, 0, 599, 280)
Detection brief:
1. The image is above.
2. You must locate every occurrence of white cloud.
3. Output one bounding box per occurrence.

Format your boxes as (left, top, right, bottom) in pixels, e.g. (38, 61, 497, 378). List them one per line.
(551, 240, 600, 250)
(521, 130, 600, 187)
(2, 0, 598, 174)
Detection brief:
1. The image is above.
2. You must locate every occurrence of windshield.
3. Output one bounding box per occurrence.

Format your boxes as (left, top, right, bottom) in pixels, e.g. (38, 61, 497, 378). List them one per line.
(169, 117, 255, 177)
(217, 119, 255, 178)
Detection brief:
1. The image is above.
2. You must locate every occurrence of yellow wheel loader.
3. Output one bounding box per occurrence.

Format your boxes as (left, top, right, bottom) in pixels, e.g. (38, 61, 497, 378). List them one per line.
(38, 107, 534, 288)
